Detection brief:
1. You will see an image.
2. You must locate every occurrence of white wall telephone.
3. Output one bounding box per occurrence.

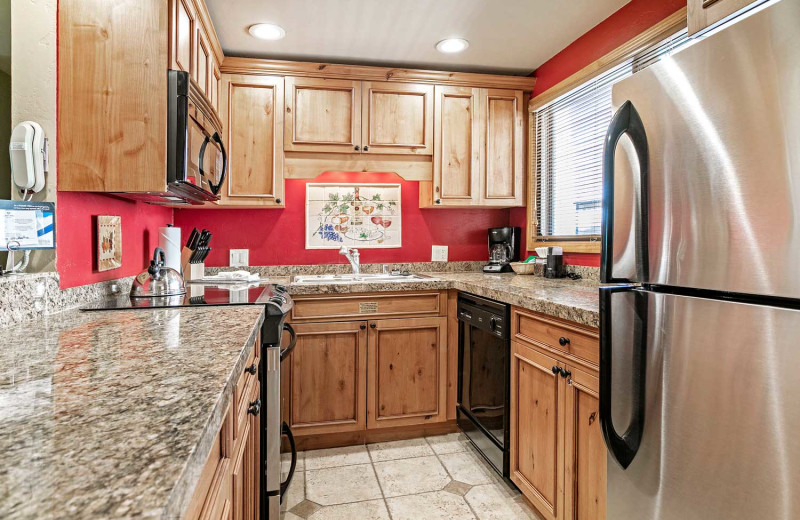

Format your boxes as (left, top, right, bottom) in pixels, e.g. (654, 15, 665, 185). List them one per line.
(9, 121, 48, 198)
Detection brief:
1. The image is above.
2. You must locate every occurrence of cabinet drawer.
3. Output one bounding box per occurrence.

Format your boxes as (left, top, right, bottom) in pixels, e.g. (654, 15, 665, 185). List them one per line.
(234, 343, 259, 444)
(291, 291, 446, 322)
(512, 308, 599, 366)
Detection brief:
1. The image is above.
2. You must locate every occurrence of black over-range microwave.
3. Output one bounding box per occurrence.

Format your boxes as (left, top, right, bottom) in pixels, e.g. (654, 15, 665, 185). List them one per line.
(118, 70, 227, 205)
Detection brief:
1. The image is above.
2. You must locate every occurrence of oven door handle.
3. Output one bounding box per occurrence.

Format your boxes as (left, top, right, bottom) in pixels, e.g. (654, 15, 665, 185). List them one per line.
(280, 323, 297, 361)
(279, 421, 297, 502)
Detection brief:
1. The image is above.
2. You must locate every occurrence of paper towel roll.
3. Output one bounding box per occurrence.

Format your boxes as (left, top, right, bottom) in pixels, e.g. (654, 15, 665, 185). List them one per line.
(159, 226, 182, 272)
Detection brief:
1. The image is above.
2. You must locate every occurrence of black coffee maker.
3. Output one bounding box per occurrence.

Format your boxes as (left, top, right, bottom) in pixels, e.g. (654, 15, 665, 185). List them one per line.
(483, 227, 521, 273)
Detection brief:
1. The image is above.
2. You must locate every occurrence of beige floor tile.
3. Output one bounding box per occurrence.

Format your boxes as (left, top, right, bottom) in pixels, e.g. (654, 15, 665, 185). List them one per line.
(307, 499, 391, 520)
(386, 491, 476, 520)
(426, 433, 469, 455)
(373, 455, 451, 497)
(304, 445, 371, 470)
(306, 464, 383, 506)
(290, 500, 323, 519)
(438, 451, 497, 486)
(281, 471, 305, 512)
(282, 450, 306, 474)
(368, 438, 434, 462)
(284, 513, 304, 520)
(465, 482, 537, 519)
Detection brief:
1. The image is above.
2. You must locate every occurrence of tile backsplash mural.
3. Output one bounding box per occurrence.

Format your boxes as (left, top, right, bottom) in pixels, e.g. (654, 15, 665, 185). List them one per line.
(306, 183, 401, 249)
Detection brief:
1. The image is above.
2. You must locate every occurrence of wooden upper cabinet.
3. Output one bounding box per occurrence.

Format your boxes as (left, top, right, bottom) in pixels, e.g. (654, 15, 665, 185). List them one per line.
(688, 0, 755, 34)
(510, 340, 564, 520)
(285, 321, 368, 435)
(367, 317, 448, 429)
(361, 82, 433, 155)
(171, 0, 195, 75)
(219, 74, 285, 207)
(564, 364, 606, 520)
(480, 89, 524, 206)
(196, 28, 212, 94)
(58, 0, 168, 193)
(431, 86, 481, 206)
(284, 77, 362, 153)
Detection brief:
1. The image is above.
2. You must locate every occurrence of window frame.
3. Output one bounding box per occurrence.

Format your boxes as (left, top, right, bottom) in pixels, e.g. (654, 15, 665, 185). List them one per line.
(526, 7, 689, 253)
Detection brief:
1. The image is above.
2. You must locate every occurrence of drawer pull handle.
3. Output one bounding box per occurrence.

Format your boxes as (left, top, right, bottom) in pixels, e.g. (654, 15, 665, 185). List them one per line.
(559, 337, 570, 347)
(552, 365, 560, 375)
(248, 398, 262, 416)
(360, 324, 367, 330)
(370, 323, 377, 329)
(245, 363, 257, 375)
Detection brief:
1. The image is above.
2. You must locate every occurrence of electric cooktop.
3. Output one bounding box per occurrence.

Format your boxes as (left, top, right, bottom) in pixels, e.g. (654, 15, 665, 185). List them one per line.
(81, 284, 290, 311)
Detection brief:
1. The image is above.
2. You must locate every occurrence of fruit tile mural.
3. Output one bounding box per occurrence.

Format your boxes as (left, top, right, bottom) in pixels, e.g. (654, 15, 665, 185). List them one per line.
(305, 183, 401, 249)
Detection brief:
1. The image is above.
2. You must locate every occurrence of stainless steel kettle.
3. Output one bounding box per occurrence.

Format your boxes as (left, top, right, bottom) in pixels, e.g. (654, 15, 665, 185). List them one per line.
(130, 247, 187, 298)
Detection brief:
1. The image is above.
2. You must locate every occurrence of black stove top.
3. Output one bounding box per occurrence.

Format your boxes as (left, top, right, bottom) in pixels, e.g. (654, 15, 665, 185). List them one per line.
(81, 284, 292, 316)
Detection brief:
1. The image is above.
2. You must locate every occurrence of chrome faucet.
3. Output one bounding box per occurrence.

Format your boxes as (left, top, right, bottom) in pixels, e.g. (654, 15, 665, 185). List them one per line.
(339, 246, 360, 275)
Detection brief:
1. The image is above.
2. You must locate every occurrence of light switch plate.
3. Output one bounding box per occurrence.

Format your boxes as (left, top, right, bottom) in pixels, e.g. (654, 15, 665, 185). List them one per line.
(229, 249, 249, 267)
(431, 245, 448, 262)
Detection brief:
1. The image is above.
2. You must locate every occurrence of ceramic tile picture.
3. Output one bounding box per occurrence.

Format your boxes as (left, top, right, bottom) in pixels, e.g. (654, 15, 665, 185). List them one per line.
(97, 215, 122, 271)
(306, 183, 401, 249)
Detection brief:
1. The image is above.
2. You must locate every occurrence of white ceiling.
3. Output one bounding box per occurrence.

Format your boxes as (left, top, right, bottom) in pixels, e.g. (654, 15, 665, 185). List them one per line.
(205, 0, 630, 76)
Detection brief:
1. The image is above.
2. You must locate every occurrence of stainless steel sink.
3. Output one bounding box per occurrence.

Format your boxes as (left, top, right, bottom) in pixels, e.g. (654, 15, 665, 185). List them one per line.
(291, 273, 435, 284)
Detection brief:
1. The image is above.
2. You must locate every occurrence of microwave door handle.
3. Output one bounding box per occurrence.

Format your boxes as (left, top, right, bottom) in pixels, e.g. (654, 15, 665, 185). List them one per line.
(198, 134, 211, 187)
(206, 131, 227, 197)
(601, 100, 650, 284)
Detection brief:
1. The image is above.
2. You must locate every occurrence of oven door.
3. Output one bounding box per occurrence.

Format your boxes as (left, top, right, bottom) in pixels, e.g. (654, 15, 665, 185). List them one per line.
(186, 100, 226, 197)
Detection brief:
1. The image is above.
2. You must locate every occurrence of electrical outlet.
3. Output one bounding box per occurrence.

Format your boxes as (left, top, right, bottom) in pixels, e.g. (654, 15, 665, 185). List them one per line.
(229, 249, 249, 267)
(431, 245, 448, 262)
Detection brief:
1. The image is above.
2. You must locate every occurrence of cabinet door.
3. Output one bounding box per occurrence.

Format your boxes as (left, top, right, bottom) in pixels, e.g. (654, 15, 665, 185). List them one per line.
(510, 340, 564, 520)
(480, 89, 524, 207)
(220, 74, 285, 207)
(367, 317, 448, 429)
(284, 77, 361, 153)
(688, 0, 755, 34)
(432, 86, 481, 206)
(170, 0, 195, 75)
(564, 365, 605, 520)
(196, 27, 212, 94)
(209, 55, 221, 113)
(361, 82, 433, 155)
(286, 321, 368, 435)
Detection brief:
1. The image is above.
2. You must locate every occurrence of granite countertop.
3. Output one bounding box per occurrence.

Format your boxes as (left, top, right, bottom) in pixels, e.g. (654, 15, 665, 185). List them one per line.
(0, 305, 265, 520)
(283, 271, 600, 328)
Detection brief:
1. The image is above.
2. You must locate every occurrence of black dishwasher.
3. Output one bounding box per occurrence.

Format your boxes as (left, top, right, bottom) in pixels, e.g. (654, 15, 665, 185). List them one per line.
(456, 292, 510, 477)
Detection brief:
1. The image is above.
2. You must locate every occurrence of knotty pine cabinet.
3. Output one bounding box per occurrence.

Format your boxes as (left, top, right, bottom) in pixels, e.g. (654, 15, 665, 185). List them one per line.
(217, 74, 286, 207)
(420, 86, 525, 208)
(170, 0, 222, 111)
(185, 338, 261, 520)
(281, 292, 450, 446)
(284, 77, 433, 156)
(510, 308, 605, 520)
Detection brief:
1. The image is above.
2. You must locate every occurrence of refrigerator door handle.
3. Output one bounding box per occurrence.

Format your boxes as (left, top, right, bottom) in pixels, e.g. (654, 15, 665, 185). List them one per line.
(599, 285, 648, 469)
(601, 100, 650, 284)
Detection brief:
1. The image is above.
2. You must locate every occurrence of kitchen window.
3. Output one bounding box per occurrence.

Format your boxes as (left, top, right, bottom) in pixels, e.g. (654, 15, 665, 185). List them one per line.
(531, 29, 693, 251)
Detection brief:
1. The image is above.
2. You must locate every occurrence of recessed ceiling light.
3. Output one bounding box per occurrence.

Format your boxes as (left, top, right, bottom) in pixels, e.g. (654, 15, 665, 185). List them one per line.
(248, 23, 286, 41)
(435, 38, 469, 54)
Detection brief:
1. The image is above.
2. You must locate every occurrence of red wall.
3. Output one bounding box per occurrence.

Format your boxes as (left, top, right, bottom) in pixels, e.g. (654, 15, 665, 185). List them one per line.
(173, 172, 510, 268)
(520, 0, 686, 266)
(57, 193, 173, 289)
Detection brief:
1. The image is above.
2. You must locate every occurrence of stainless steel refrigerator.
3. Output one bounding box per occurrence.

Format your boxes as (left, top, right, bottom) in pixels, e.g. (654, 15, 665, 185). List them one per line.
(600, 1, 800, 518)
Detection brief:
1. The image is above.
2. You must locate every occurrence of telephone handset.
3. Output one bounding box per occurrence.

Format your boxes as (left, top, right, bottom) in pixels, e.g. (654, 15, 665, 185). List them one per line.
(9, 121, 48, 197)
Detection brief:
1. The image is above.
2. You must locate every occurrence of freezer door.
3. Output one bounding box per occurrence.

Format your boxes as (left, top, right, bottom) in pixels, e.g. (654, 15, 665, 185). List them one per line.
(607, 0, 800, 297)
(600, 286, 800, 520)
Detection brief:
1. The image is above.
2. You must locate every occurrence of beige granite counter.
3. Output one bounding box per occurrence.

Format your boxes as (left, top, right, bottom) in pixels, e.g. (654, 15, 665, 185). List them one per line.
(284, 272, 599, 328)
(0, 305, 265, 519)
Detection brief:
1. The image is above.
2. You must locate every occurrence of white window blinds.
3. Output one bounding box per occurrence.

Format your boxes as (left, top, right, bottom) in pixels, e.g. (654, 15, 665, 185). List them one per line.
(533, 29, 692, 240)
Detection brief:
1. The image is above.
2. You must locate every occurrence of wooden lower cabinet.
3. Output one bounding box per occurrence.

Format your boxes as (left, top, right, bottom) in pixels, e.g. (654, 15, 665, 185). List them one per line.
(510, 339, 605, 520)
(285, 321, 368, 435)
(367, 317, 448, 429)
(186, 342, 261, 520)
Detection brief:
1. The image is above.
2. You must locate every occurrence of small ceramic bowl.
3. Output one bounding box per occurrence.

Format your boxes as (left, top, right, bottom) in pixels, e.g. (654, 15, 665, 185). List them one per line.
(510, 262, 542, 275)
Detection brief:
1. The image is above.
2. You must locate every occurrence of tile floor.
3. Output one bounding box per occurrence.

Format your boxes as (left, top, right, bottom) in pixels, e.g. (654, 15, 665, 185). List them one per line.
(280, 433, 541, 520)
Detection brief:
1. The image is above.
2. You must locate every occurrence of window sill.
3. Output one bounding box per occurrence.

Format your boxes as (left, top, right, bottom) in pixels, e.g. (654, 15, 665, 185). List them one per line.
(529, 240, 601, 254)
